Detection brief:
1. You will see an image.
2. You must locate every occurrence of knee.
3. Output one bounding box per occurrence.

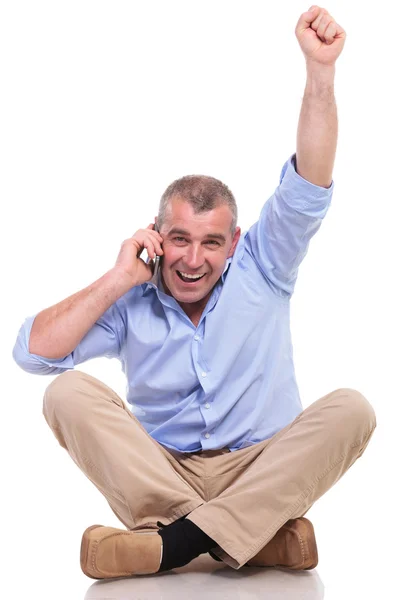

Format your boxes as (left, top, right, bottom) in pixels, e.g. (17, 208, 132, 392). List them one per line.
(331, 388, 376, 436)
(43, 369, 87, 426)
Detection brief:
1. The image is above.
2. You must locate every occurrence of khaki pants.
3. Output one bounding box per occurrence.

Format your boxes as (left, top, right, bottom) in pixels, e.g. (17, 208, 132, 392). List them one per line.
(43, 370, 376, 569)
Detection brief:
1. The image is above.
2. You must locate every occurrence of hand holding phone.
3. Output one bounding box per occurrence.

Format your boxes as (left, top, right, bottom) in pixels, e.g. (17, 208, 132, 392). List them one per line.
(113, 223, 163, 287)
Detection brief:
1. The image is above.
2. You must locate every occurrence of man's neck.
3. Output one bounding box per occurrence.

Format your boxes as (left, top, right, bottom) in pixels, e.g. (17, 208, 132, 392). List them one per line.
(178, 294, 212, 326)
(161, 273, 213, 326)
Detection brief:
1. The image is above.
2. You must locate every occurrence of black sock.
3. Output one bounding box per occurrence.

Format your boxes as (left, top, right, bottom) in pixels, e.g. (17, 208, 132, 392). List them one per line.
(157, 518, 216, 572)
(209, 549, 223, 562)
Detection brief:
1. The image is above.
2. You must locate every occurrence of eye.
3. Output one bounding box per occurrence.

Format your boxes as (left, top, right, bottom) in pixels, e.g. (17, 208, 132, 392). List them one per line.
(172, 237, 220, 246)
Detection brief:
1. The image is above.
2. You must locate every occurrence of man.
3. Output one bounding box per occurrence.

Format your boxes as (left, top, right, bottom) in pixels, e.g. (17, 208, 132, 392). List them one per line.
(13, 6, 376, 579)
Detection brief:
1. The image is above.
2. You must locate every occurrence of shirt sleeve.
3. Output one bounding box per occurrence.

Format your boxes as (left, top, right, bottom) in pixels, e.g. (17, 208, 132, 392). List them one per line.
(245, 153, 334, 298)
(12, 299, 126, 375)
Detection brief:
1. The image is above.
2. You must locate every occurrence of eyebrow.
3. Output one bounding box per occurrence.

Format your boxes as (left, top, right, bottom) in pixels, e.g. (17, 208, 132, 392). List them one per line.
(167, 227, 227, 243)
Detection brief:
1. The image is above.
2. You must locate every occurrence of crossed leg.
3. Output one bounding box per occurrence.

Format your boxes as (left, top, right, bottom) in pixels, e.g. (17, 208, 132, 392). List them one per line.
(186, 387, 376, 568)
(43, 370, 376, 571)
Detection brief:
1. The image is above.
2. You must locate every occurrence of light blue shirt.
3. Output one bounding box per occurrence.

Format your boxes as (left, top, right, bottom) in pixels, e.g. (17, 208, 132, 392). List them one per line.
(12, 154, 334, 453)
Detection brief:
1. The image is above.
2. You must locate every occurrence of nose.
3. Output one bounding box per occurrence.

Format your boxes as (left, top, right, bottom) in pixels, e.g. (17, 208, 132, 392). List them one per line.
(183, 244, 205, 270)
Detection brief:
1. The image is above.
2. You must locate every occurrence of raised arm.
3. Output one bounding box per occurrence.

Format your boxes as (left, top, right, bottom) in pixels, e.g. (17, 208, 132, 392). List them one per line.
(245, 7, 345, 298)
(295, 6, 346, 188)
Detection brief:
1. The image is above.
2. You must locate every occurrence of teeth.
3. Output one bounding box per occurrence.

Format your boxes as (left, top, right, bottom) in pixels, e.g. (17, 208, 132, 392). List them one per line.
(178, 271, 205, 280)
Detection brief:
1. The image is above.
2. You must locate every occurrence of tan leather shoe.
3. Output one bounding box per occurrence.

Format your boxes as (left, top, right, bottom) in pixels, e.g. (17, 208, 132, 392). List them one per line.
(247, 518, 318, 570)
(80, 524, 163, 579)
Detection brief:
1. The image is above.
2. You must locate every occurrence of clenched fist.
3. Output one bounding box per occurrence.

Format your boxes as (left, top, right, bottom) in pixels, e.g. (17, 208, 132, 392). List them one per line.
(295, 6, 346, 66)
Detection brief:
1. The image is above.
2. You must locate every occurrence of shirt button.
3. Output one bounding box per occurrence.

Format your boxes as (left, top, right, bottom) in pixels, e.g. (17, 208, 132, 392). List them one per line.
(201, 371, 207, 377)
(194, 335, 200, 341)
(205, 403, 210, 409)
(204, 433, 210, 439)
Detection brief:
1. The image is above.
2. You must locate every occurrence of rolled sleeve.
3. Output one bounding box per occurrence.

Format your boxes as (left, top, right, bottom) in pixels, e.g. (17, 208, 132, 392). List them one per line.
(279, 153, 334, 217)
(12, 315, 75, 375)
(246, 153, 334, 298)
(12, 301, 126, 376)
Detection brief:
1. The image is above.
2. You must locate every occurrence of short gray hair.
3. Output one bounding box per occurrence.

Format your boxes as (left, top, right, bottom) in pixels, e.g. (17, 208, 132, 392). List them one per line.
(158, 174, 238, 237)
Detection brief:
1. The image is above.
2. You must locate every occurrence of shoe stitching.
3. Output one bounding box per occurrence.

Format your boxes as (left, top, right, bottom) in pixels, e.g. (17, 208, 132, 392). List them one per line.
(91, 539, 99, 576)
(286, 524, 306, 568)
(298, 530, 306, 567)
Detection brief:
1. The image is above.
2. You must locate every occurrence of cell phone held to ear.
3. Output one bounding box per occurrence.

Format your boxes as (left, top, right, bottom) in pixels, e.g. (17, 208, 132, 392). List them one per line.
(147, 223, 161, 279)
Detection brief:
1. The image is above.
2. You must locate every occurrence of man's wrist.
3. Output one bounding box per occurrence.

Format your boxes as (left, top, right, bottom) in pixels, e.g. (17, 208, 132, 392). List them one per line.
(304, 62, 335, 98)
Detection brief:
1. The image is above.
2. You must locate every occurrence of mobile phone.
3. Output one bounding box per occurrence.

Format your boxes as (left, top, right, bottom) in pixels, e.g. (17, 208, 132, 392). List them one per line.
(148, 222, 161, 279)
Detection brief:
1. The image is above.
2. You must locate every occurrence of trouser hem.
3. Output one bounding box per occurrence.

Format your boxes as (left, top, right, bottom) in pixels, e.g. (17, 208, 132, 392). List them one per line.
(130, 501, 205, 531)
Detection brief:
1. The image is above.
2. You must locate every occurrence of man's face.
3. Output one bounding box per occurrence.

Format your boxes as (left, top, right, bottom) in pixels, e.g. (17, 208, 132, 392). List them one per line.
(158, 197, 241, 309)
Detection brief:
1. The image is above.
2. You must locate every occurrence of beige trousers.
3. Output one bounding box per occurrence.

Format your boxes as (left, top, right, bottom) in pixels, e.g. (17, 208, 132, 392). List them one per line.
(43, 370, 376, 569)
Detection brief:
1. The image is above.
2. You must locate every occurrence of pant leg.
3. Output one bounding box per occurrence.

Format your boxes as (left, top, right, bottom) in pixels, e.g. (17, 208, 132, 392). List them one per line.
(43, 370, 203, 530)
(187, 388, 376, 569)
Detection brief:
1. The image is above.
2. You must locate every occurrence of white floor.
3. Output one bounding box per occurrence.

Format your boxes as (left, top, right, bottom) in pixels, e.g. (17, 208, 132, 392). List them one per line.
(85, 556, 324, 599)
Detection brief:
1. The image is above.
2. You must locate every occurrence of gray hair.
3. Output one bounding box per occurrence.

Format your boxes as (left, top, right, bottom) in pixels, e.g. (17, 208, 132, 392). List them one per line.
(158, 174, 238, 237)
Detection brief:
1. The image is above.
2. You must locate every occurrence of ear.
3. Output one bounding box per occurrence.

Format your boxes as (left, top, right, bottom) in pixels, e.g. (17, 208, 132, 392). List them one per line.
(227, 227, 241, 258)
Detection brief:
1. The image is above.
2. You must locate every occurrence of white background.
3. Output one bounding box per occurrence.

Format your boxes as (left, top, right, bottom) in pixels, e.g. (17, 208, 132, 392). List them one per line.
(1, 1, 399, 598)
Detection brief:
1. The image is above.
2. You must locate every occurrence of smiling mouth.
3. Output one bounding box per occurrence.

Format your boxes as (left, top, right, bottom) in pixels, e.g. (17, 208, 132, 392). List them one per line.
(176, 270, 207, 283)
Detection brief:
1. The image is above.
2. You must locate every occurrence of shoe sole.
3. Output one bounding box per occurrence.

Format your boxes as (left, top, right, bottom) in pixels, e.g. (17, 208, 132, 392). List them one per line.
(80, 524, 103, 579)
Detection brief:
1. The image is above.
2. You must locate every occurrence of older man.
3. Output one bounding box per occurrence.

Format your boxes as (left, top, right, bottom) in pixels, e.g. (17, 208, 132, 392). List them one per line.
(13, 6, 375, 579)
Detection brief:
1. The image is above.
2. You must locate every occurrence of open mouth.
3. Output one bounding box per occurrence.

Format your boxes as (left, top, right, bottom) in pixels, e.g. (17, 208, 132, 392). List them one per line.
(176, 270, 207, 284)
